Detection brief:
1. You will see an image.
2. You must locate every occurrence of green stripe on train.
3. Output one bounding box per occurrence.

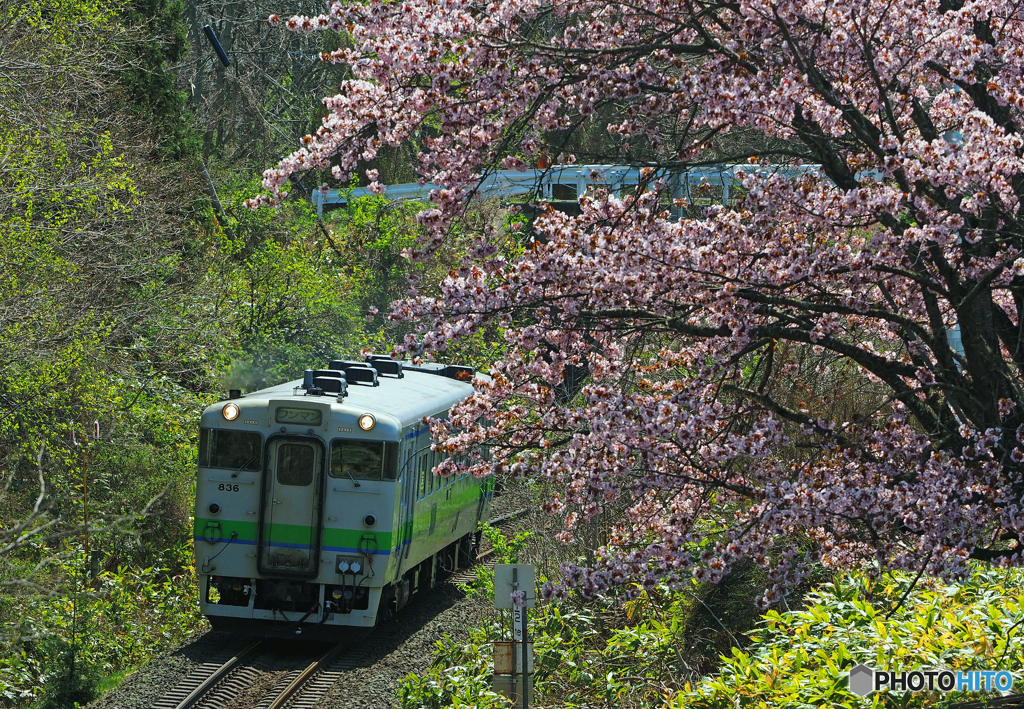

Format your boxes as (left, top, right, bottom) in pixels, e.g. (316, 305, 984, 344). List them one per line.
(194, 517, 393, 550)
(322, 527, 393, 550)
(194, 517, 257, 541)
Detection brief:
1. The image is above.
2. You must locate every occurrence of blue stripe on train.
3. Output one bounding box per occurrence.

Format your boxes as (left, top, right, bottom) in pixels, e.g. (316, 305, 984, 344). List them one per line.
(193, 536, 395, 556)
(194, 536, 257, 545)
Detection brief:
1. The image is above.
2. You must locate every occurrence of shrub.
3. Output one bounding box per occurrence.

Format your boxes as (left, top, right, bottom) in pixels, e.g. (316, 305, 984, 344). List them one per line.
(670, 567, 1024, 708)
(0, 547, 205, 706)
(400, 566, 1024, 709)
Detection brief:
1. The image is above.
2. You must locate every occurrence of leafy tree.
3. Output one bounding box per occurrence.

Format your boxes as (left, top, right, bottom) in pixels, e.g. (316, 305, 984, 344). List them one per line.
(120, 0, 198, 157)
(261, 0, 1024, 604)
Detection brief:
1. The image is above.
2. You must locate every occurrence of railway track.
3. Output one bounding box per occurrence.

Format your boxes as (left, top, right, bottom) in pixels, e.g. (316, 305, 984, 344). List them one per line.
(252, 644, 346, 709)
(150, 640, 262, 709)
(151, 508, 529, 709)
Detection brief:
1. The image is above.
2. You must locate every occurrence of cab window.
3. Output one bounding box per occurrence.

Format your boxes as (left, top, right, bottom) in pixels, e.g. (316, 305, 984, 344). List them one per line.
(199, 429, 262, 471)
(330, 440, 398, 480)
(277, 443, 315, 486)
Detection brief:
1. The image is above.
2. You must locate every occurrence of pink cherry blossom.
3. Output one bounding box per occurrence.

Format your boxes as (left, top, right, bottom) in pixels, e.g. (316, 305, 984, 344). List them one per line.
(262, 0, 1024, 604)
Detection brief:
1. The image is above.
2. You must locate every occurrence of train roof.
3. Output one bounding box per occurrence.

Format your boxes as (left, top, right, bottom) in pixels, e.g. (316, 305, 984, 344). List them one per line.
(209, 361, 487, 432)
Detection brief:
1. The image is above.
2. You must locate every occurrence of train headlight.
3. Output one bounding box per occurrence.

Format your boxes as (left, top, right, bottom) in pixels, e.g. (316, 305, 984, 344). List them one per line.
(222, 403, 239, 421)
(358, 413, 375, 431)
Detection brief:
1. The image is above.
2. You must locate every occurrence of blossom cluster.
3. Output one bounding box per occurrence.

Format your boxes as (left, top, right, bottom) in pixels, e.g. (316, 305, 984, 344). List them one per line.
(265, 0, 1024, 604)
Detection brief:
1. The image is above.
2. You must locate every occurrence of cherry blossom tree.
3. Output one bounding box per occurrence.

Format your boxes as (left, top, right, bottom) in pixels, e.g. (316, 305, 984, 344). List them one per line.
(257, 0, 1024, 605)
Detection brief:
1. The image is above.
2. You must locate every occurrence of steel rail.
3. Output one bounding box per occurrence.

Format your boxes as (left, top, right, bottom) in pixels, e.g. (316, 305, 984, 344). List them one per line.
(265, 647, 338, 709)
(171, 639, 263, 709)
(487, 508, 530, 527)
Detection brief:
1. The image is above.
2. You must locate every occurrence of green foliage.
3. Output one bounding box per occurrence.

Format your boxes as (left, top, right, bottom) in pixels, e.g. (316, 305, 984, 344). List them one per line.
(2, 0, 125, 41)
(485, 524, 533, 565)
(400, 567, 1024, 709)
(399, 588, 690, 708)
(35, 636, 102, 709)
(399, 629, 510, 709)
(1, 546, 204, 706)
(326, 195, 423, 327)
(118, 0, 197, 157)
(208, 179, 367, 390)
(0, 5, 510, 709)
(457, 524, 533, 604)
(669, 567, 1024, 708)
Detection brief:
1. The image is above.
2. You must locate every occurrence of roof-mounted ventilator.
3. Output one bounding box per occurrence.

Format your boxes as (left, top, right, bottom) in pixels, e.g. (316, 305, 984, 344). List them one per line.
(364, 354, 404, 378)
(328, 360, 380, 387)
(302, 369, 349, 398)
(438, 365, 475, 381)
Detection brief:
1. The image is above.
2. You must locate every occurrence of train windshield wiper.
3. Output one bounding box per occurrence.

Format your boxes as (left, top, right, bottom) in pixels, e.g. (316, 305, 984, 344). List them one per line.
(231, 454, 256, 478)
(346, 470, 361, 488)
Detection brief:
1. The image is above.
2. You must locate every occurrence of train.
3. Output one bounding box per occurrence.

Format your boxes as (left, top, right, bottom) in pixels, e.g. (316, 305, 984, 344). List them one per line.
(193, 356, 493, 634)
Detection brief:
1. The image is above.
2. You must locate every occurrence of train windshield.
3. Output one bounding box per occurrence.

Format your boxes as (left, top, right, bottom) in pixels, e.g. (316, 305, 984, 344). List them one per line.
(330, 440, 398, 480)
(199, 429, 262, 471)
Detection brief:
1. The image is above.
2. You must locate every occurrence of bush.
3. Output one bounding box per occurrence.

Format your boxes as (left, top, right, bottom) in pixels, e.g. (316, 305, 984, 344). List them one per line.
(670, 567, 1024, 708)
(400, 566, 1024, 709)
(0, 547, 205, 706)
(35, 637, 102, 709)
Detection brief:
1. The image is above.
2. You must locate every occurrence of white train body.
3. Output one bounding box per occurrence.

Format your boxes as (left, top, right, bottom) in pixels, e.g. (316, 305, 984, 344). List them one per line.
(193, 359, 492, 632)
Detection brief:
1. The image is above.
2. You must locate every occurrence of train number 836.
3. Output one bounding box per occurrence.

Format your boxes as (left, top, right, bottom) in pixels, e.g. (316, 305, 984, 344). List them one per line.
(218, 483, 241, 492)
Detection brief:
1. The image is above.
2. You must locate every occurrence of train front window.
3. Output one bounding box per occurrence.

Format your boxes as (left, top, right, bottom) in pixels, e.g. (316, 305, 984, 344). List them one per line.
(277, 443, 315, 486)
(199, 429, 262, 471)
(331, 440, 399, 480)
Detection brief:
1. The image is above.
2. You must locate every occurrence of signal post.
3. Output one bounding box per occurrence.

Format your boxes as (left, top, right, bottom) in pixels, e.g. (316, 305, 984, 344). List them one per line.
(493, 564, 535, 707)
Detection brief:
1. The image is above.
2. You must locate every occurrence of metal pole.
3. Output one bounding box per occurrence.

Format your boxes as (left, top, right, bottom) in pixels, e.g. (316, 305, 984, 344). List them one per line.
(511, 567, 518, 698)
(82, 444, 89, 562)
(521, 606, 529, 709)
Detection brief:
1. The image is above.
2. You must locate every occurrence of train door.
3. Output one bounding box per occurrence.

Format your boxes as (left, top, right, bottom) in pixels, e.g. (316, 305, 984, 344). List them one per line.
(257, 438, 324, 578)
(394, 435, 416, 577)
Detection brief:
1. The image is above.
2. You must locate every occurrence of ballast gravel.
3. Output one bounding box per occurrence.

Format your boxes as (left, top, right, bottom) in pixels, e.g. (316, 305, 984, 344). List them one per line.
(315, 584, 494, 709)
(86, 629, 252, 709)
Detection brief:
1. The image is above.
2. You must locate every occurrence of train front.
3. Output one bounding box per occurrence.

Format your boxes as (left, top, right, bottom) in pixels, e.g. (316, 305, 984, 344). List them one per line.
(193, 388, 399, 635)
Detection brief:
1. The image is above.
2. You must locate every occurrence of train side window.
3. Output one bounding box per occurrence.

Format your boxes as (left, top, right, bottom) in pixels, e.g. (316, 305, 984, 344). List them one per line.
(424, 451, 431, 496)
(330, 440, 399, 480)
(199, 429, 262, 471)
(277, 443, 315, 485)
(419, 452, 428, 498)
(434, 451, 443, 489)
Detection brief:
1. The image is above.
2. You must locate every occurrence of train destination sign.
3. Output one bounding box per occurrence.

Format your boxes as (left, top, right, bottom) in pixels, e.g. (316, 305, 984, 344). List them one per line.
(275, 407, 323, 425)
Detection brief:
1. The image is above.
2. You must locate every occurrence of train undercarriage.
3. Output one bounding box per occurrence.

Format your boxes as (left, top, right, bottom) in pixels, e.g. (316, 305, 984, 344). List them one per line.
(203, 531, 480, 638)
